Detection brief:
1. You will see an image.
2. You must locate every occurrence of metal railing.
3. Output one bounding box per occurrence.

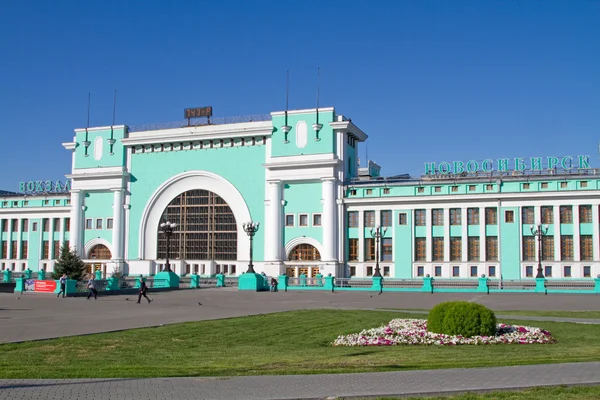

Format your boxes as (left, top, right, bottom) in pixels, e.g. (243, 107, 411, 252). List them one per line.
(544, 280, 595, 290)
(488, 279, 536, 290)
(382, 279, 424, 288)
(334, 278, 371, 288)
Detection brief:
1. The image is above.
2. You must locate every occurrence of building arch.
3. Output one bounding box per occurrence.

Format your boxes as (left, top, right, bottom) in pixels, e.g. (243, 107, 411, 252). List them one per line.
(284, 236, 324, 261)
(84, 238, 113, 259)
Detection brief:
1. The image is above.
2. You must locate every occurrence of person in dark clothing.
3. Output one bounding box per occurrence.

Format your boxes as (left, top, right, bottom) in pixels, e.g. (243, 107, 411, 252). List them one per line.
(86, 276, 98, 300)
(57, 274, 67, 298)
(137, 279, 151, 304)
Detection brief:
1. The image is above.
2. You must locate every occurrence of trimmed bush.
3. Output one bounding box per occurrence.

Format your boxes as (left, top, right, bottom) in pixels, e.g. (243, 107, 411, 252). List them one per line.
(427, 301, 496, 338)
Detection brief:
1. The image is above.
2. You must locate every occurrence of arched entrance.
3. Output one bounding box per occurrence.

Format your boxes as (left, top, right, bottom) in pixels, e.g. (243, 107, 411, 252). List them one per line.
(85, 244, 112, 278)
(286, 243, 322, 278)
(156, 189, 238, 269)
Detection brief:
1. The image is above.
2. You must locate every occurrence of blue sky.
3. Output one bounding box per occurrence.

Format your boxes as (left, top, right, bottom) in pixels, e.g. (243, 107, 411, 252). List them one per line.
(1, 0, 599, 190)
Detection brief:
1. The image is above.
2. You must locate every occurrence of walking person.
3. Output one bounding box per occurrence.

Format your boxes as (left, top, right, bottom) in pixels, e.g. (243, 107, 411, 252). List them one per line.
(137, 278, 151, 304)
(57, 274, 67, 298)
(86, 275, 97, 300)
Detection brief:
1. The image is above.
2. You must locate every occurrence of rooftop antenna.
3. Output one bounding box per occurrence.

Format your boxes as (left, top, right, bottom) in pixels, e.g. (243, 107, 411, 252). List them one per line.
(108, 89, 117, 154)
(83, 93, 91, 157)
(281, 70, 291, 142)
(313, 67, 323, 140)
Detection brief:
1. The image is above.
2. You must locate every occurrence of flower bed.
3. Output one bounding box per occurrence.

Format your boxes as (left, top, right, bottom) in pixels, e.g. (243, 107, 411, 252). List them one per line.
(332, 318, 556, 346)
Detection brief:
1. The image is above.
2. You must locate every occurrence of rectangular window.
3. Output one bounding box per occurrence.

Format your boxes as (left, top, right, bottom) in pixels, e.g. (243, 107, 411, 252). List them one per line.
(560, 206, 573, 224)
(452, 266, 460, 277)
(415, 238, 426, 261)
(349, 189, 357, 196)
(450, 208, 461, 225)
(450, 237, 462, 261)
(432, 237, 444, 261)
(560, 182, 568, 189)
(432, 209, 444, 226)
(579, 205, 592, 223)
(107, 218, 114, 229)
(580, 235, 593, 261)
(451, 186, 458, 192)
(382, 238, 393, 261)
(541, 182, 548, 189)
(365, 238, 375, 261)
(365, 189, 373, 195)
(523, 183, 530, 190)
(349, 266, 356, 276)
(544, 266, 553, 277)
(285, 215, 294, 227)
(505, 210, 514, 223)
(542, 236, 554, 261)
(486, 236, 498, 261)
(580, 181, 588, 188)
(0, 242, 6, 258)
(42, 241, 49, 259)
(526, 266, 533, 277)
(470, 266, 478, 277)
(348, 238, 358, 261)
(522, 236, 536, 261)
(312, 214, 322, 226)
(468, 237, 480, 261)
(541, 206, 553, 224)
(561, 235, 574, 261)
(434, 266, 442, 277)
(434, 186, 441, 193)
(417, 187, 424, 193)
(21, 241, 28, 259)
(583, 266, 591, 278)
(53, 241, 60, 258)
(364, 211, 375, 227)
(65, 218, 70, 231)
(53, 218, 59, 230)
(348, 211, 358, 228)
(96, 219, 103, 229)
(564, 265, 572, 278)
(85, 219, 92, 230)
(381, 210, 392, 227)
(11, 242, 17, 259)
(22, 219, 28, 232)
(32, 222, 38, 232)
(467, 208, 479, 225)
(43, 219, 49, 232)
(383, 266, 390, 276)
(522, 207, 534, 224)
(488, 266, 496, 277)
(485, 208, 497, 225)
(417, 266, 424, 277)
(398, 213, 407, 225)
(468, 185, 476, 192)
(299, 214, 308, 226)
(383, 188, 390, 195)
(415, 209, 426, 226)
(486, 184, 494, 191)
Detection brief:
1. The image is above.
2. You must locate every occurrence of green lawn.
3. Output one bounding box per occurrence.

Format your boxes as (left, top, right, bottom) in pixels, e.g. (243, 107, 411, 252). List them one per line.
(374, 385, 600, 399)
(1, 310, 600, 379)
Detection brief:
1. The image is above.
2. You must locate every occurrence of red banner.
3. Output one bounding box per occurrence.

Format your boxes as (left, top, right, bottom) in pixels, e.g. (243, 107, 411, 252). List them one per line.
(34, 280, 57, 292)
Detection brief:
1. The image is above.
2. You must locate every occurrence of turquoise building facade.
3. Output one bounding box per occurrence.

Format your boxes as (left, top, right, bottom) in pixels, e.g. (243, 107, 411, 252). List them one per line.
(0, 107, 599, 281)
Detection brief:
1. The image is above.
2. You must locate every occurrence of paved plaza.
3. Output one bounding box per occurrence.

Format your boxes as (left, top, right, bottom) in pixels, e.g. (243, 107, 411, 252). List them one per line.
(1, 288, 600, 399)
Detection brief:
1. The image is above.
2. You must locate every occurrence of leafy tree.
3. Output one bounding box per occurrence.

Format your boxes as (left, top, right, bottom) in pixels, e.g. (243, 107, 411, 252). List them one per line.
(52, 243, 86, 281)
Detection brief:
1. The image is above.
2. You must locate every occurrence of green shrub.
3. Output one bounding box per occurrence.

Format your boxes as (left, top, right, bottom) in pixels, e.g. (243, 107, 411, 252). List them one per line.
(427, 301, 496, 337)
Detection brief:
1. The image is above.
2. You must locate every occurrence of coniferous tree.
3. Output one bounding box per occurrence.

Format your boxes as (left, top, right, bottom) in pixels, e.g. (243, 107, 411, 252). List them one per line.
(52, 243, 86, 280)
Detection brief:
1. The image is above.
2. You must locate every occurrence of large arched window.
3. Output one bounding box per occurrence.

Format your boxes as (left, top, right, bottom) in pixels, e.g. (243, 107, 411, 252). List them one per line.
(89, 244, 111, 260)
(288, 244, 321, 261)
(156, 189, 237, 260)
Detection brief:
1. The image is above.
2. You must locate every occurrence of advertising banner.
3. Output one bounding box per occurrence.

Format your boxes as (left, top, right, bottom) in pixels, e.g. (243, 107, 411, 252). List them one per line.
(34, 280, 57, 292)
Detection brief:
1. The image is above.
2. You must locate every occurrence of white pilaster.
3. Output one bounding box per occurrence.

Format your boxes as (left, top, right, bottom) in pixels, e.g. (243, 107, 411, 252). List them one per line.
(425, 209, 432, 262)
(479, 207, 486, 261)
(358, 210, 364, 262)
(321, 178, 337, 262)
(49, 218, 57, 260)
(461, 207, 468, 262)
(112, 189, 124, 260)
(70, 190, 83, 256)
(554, 205, 561, 261)
(266, 181, 282, 261)
(443, 208, 450, 261)
(16, 219, 22, 260)
(6, 219, 12, 260)
(593, 205, 600, 261)
(573, 205, 580, 261)
(59, 217, 65, 250)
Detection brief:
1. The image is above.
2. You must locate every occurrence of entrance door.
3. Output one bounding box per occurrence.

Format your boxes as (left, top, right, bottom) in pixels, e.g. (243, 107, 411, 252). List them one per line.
(311, 267, 320, 277)
(286, 267, 295, 277)
(299, 267, 309, 277)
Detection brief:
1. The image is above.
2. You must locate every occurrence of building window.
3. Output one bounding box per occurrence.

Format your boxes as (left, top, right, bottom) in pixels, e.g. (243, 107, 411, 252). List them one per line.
(415, 210, 426, 226)
(470, 266, 478, 277)
(485, 208, 497, 225)
(299, 214, 308, 227)
(452, 266, 460, 277)
(450, 237, 461, 261)
(348, 239, 358, 261)
(522, 207, 534, 224)
(468, 185, 476, 192)
(468, 237, 479, 261)
(53, 241, 60, 258)
(285, 215, 295, 227)
(486, 184, 494, 191)
(541, 206, 553, 224)
(467, 208, 479, 225)
(415, 238, 426, 261)
(365, 238, 375, 261)
(434, 186, 441, 193)
(381, 210, 392, 227)
(564, 265, 572, 278)
(288, 244, 320, 261)
(32, 222, 38, 232)
(417, 266, 424, 277)
(349, 266, 356, 276)
(432, 237, 444, 261)
(382, 238, 393, 261)
(85, 219, 92, 229)
(451, 186, 458, 192)
(22, 219, 28, 232)
(488, 266, 496, 277)
(526, 266, 533, 277)
(505, 210, 514, 223)
(450, 208, 461, 225)
(560, 182, 568, 189)
(417, 187, 424, 194)
(348, 211, 358, 228)
(96, 219, 103, 229)
(349, 189, 357, 196)
(398, 213, 407, 225)
(579, 205, 592, 223)
(580, 235, 593, 261)
(23, 201, 28, 206)
(12, 201, 18, 206)
(365, 189, 373, 195)
(434, 266, 442, 277)
(11, 242, 17, 259)
(21, 241, 28, 259)
(364, 211, 375, 227)
(542, 236, 554, 261)
(486, 236, 498, 261)
(580, 181, 588, 188)
(523, 236, 535, 261)
(544, 266, 553, 277)
(432, 209, 444, 226)
(561, 235, 574, 261)
(383, 188, 390, 195)
(42, 241, 49, 259)
(312, 214, 322, 226)
(560, 206, 573, 224)
(383, 266, 390, 276)
(43, 200, 49, 205)
(583, 266, 591, 278)
(43, 219, 49, 232)
(55, 199, 60, 205)
(541, 182, 548, 189)
(107, 218, 114, 229)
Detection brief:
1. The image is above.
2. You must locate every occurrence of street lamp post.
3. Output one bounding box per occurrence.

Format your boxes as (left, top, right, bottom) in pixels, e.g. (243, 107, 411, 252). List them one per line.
(530, 223, 549, 279)
(370, 225, 387, 278)
(159, 221, 177, 272)
(242, 221, 260, 274)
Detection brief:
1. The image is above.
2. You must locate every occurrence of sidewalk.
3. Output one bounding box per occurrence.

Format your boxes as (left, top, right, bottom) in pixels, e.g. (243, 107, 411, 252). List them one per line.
(1, 362, 599, 399)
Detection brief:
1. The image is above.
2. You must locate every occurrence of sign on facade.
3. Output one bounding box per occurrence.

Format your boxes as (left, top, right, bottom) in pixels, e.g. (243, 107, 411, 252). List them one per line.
(18, 180, 71, 194)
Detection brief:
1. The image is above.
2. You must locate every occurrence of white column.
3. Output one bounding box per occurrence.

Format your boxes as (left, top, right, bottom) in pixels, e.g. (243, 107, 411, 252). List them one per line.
(49, 218, 56, 260)
(593, 205, 600, 261)
(479, 207, 486, 262)
(425, 209, 432, 262)
(358, 210, 364, 262)
(16, 219, 22, 261)
(266, 181, 282, 261)
(112, 189, 124, 260)
(461, 207, 468, 262)
(70, 190, 83, 256)
(573, 205, 580, 262)
(443, 208, 450, 262)
(59, 217, 65, 250)
(322, 178, 337, 262)
(553, 205, 561, 261)
(6, 219, 12, 260)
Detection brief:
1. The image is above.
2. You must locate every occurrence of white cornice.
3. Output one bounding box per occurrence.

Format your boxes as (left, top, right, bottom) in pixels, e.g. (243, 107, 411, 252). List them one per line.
(74, 125, 127, 133)
(0, 206, 71, 216)
(271, 107, 335, 117)
(62, 142, 77, 150)
(263, 159, 341, 170)
(329, 121, 368, 141)
(67, 166, 129, 180)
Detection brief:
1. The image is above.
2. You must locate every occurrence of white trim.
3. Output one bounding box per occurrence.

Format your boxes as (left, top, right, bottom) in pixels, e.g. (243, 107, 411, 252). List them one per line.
(312, 213, 322, 226)
(284, 236, 325, 261)
(84, 237, 113, 259)
(298, 213, 308, 227)
(139, 171, 251, 260)
(285, 213, 295, 227)
(271, 107, 335, 117)
(75, 125, 127, 133)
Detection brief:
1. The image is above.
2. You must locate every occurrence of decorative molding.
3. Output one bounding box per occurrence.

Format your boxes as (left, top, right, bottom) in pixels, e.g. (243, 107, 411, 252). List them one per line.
(83, 237, 113, 259)
(284, 236, 325, 261)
